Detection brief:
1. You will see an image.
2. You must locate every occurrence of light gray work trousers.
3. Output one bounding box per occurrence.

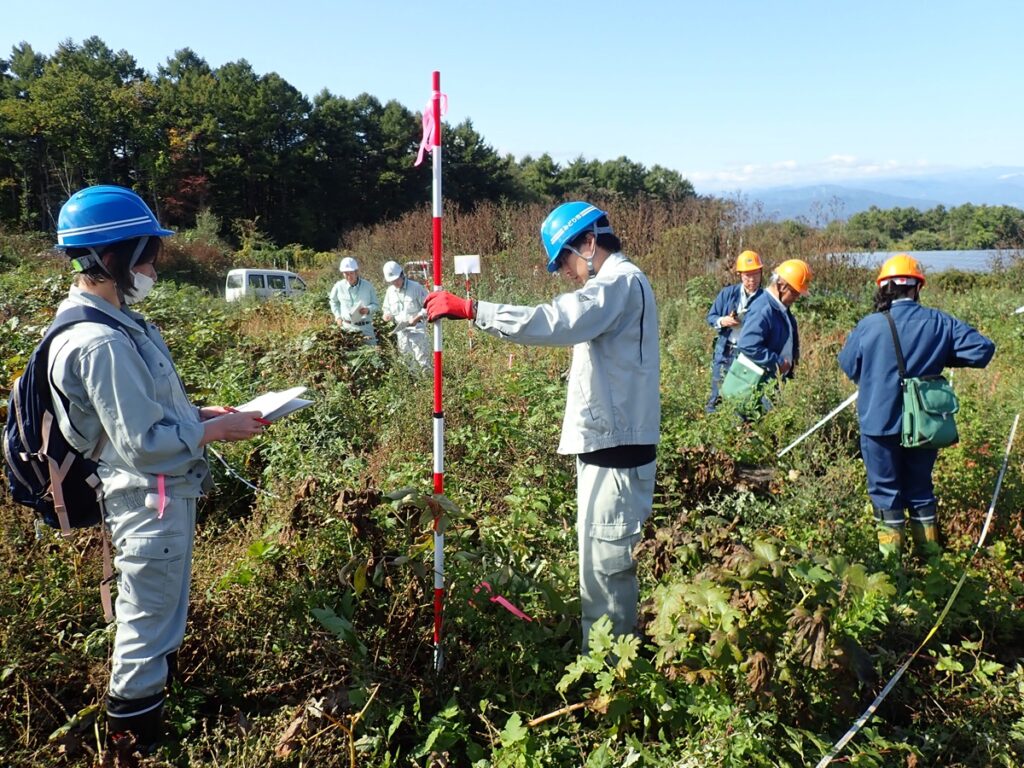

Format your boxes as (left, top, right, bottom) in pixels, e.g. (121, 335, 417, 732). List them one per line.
(104, 491, 196, 710)
(576, 458, 656, 649)
(396, 325, 433, 373)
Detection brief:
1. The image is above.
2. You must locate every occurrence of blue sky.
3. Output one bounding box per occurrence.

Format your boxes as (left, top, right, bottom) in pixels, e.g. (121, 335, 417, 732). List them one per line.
(5, 0, 1024, 192)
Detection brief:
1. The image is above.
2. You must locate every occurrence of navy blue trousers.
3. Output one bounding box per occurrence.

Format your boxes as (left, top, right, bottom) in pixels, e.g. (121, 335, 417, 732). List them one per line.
(860, 433, 938, 524)
(706, 341, 738, 413)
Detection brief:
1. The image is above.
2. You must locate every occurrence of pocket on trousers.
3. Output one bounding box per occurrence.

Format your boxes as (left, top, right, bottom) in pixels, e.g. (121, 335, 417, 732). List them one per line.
(589, 522, 641, 576)
(116, 534, 186, 612)
(636, 461, 656, 483)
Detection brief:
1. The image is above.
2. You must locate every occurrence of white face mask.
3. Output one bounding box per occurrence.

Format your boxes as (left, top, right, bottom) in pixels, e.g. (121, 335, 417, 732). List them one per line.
(124, 270, 155, 305)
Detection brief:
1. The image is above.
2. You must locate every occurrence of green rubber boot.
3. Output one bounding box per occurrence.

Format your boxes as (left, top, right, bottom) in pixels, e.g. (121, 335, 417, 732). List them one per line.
(909, 519, 941, 559)
(877, 523, 905, 561)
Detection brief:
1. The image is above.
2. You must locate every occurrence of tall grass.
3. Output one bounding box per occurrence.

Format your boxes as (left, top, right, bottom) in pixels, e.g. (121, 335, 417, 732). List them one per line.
(1, 202, 1023, 767)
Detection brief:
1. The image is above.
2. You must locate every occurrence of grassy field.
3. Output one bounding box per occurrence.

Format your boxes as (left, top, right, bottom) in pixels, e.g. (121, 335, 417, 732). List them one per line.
(1, 203, 1023, 767)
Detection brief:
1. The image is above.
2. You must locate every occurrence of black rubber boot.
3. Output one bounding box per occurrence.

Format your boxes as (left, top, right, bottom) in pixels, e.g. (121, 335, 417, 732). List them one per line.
(106, 696, 165, 761)
(165, 650, 178, 688)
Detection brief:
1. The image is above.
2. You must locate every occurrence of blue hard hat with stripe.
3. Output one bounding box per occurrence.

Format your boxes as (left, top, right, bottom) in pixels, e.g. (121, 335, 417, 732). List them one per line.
(539, 201, 613, 272)
(56, 185, 174, 249)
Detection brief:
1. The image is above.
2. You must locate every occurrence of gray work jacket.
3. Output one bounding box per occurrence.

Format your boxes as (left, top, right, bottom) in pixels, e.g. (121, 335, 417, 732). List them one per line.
(474, 253, 660, 455)
(47, 286, 209, 499)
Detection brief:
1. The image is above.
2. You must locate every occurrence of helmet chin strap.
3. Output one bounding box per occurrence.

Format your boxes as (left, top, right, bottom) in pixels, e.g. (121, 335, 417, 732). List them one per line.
(115, 238, 151, 303)
(70, 248, 111, 276)
(70, 236, 149, 277)
(567, 231, 600, 281)
(128, 236, 150, 270)
(583, 224, 612, 280)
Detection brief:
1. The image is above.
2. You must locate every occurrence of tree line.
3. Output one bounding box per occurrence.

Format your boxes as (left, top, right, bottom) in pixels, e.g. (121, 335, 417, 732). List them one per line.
(0, 38, 696, 250)
(843, 203, 1024, 251)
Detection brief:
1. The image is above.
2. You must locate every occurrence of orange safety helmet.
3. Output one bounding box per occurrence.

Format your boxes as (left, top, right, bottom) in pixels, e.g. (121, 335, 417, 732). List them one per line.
(774, 259, 813, 295)
(876, 253, 926, 287)
(735, 249, 763, 272)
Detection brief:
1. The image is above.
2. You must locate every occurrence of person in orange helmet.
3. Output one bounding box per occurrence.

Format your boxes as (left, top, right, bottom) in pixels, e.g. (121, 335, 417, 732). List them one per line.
(839, 254, 994, 560)
(705, 250, 764, 412)
(733, 259, 812, 414)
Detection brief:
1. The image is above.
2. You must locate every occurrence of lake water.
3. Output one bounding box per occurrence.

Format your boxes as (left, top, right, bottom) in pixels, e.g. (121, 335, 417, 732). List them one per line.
(840, 249, 1022, 273)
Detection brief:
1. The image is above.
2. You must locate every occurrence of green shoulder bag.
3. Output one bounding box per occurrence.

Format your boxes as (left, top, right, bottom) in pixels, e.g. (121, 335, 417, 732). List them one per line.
(884, 311, 959, 449)
(721, 352, 770, 411)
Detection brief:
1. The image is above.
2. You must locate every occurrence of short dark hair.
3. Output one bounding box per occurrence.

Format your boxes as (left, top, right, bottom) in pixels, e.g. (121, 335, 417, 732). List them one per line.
(67, 237, 161, 298)
(566, 215, 622, 254)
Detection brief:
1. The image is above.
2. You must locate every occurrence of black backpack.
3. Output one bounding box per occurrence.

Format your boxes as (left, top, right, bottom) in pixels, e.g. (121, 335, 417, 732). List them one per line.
(3, 306, 136, 533)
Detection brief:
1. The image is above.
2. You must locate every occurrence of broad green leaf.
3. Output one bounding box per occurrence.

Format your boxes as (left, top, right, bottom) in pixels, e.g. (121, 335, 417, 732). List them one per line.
(500, 713, 528, 746)
(935, 656, 964, 673)
(752, 539, 778, 563)
(385, 487, 420, 501)
(312, 606, 354, 639)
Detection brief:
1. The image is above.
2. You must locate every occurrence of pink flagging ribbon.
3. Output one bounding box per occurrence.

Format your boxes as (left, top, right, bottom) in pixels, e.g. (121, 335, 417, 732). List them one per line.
(470, 581, 532, 622)
(157, 473, 167, 520)
(414, 92, 448, 167)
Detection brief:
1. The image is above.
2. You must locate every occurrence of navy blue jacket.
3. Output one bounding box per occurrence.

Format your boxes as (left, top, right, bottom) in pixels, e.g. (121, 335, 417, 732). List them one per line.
(736, 292, 799, 377)
(707, 284, 763, 355)
(838, 299, 995, 436)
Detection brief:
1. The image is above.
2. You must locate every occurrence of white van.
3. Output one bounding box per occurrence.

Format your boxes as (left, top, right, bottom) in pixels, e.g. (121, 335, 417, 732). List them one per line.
(225, 269, 307, 302)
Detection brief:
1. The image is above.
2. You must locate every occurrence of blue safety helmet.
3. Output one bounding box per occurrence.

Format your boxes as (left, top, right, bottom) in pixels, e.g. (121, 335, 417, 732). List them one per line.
(57, 185, 174, 250)
(57, 185, 174, 274)
(539, 201, 613, 273)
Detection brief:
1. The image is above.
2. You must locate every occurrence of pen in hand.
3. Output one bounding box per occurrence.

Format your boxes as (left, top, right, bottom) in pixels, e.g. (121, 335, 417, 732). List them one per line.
(225, 406, 272, 426)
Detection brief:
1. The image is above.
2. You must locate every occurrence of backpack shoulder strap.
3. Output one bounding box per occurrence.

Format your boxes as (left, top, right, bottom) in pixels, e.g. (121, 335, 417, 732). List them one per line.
(46, 305, 137, 346)
(39, 306, 139, 378)
(883, 310, 908, 381)
(40, 306, 140, 438)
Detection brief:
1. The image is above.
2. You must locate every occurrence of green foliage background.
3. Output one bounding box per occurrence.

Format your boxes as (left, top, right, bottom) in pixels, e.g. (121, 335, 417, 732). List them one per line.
(5, 37, 1024, 260)
(0, 38, 694, 251)
(843, 204, 1024, 251)
(1, 200, 1023, 767)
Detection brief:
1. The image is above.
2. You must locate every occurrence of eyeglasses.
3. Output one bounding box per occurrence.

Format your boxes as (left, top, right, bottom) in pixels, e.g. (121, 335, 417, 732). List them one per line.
(555, 245, 586, 272)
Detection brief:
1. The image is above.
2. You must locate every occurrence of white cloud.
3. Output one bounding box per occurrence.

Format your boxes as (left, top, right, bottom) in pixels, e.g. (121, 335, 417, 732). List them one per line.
(688, 156, 949, 192)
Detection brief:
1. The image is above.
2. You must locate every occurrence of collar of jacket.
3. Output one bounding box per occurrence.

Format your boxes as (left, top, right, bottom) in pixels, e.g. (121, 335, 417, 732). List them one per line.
(67, 285, 146, 331)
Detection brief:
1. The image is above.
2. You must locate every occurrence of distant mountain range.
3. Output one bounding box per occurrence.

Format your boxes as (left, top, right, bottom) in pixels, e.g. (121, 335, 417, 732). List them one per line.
(723, 166, 1024, 222)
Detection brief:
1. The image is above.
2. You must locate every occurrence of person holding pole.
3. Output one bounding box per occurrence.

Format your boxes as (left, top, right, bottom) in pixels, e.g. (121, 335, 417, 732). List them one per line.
(381, 260, 432, 373)
(705, 250, 764, 412)
(329, 257, 379, 345)
(424, 202, 660, 649)
(838, 254, 995, 560)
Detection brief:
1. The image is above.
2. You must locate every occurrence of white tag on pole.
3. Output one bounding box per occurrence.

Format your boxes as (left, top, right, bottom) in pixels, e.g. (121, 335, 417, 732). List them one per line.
(454, 255, 481, 349)
(453, 254, 481, 276)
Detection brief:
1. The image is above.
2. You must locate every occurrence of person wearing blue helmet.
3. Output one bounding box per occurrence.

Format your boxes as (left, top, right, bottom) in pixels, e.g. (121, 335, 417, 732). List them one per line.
(49, 185, 266, 759)
(425, 202, 660, 649)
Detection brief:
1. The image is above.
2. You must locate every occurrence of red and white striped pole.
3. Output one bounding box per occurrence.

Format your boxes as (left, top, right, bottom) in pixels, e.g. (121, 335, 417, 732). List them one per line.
(429, 70, 445, 673)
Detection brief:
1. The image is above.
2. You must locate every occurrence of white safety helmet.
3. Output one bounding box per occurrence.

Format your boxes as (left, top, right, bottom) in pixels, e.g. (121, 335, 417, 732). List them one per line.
(339, 256, 359, 273)
(382, 260, 403, 282)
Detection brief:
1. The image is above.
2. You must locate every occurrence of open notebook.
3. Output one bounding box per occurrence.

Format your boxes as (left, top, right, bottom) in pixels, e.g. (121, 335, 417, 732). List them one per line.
(234, 386, 313, 422)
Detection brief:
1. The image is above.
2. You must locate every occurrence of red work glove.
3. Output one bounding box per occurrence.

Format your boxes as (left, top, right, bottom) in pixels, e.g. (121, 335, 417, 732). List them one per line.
(425, 291, 475, 321)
